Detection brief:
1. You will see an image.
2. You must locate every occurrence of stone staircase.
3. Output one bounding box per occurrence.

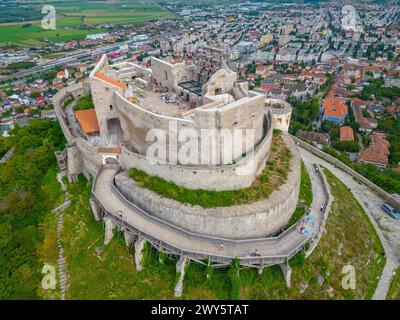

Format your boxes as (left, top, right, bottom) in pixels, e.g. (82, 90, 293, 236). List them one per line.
(56, 173, 70, 300)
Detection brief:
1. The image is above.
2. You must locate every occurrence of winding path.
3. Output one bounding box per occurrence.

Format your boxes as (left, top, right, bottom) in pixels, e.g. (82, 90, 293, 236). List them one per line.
(299, 147, 400, 300)
(54, 173, 71, 300)
(92, 153, 326, 267)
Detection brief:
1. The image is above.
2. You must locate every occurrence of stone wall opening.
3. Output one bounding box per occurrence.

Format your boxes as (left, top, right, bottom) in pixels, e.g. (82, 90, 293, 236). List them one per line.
(107, 118, 123, 146)
(103, 156, 120, 165)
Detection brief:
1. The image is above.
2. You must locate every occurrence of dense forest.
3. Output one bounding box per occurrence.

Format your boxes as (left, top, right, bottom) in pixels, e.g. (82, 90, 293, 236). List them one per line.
(0, 119, 65, 299)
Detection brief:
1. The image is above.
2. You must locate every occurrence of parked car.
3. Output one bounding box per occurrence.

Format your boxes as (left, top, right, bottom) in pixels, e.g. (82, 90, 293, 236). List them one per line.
(381, 204, 400, 219)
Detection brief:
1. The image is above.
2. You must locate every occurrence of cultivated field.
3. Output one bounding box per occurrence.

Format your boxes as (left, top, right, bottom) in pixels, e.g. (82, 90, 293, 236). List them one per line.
(0, 1, 173, 46)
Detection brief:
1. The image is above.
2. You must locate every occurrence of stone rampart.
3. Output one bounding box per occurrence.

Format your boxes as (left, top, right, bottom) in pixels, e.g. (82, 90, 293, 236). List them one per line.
(115, 134, 301, 239)
(119, 110, 273, 191)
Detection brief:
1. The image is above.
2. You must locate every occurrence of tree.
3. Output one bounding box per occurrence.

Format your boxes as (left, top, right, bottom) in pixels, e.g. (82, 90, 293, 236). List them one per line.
(0, 118, 65, 299)
(30, 91, 41, 99)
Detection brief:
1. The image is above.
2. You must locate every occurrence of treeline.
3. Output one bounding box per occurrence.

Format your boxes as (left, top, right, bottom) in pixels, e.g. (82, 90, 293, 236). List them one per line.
(360, 78, 400, 101)
(288, 96, 320, 134)
(0, 119, 65, 299)
(378, 116, 400, 165)
(0, 136, 11, 159)
(354, 164, 400, 194)
(322, 146, 400, 194)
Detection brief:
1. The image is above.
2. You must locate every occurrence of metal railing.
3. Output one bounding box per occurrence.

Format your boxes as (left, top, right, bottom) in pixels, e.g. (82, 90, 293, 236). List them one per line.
(91, 161, 329, 267)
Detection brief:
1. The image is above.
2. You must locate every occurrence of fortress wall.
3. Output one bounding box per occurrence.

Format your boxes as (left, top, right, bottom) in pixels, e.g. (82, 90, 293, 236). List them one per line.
(151, 58, 181, 89)
(265, 98, 293, 133)
(204, 69, 237, 96)
(198, 95, 265, 161)
(116, 134, 301, 239)
(76, 138, 102, 176)
(52, 81, 90, 145)
(119, 113, 273, 191)
(116, 93, 266, 165)
(115, 93, 194, 156)
(67, 146, 82, 175)
(115, 63, 152, 82)
(151, 58, 196, 90)
(89, 54, 109, 78)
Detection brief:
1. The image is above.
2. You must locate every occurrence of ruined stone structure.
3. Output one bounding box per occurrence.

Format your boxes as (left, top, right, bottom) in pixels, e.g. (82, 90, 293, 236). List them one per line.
(52, 54, 314, 278)
(49, 52, 339, 298)
(53, 52, 298, 236)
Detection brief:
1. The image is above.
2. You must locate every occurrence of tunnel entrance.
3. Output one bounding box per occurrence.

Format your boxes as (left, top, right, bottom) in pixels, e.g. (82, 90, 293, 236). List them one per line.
(106, 118, 123, 147)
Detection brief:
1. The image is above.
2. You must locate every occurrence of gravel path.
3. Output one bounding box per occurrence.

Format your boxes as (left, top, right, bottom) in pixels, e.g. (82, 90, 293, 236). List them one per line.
(56, 173, 70, 300)
(300, 147, 400, 300)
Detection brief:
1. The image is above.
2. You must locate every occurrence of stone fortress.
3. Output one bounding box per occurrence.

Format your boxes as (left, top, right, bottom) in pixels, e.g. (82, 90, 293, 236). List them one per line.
(52, 49, 330, 293)
(54, 49, 301, 238)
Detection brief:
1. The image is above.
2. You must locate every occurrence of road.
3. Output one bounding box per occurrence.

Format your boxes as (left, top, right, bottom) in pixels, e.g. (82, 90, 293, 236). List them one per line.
(92, 161, 326, 264)
(0, 38, 145, 82)
(299, 147, 400, 300)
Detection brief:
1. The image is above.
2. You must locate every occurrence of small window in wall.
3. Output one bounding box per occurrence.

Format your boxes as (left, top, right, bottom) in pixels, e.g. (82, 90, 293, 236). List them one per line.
(110, 105, 113, 111)
(105, 87, 110, 92)
(164, 71, 168, 80)
(215, 88, 222, 95)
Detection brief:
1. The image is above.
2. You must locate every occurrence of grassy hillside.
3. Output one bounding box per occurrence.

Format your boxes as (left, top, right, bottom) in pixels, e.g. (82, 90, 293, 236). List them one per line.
(388, 268, 400, 300)
(0, 119, 65, 299)
(54, 166, 384, 300)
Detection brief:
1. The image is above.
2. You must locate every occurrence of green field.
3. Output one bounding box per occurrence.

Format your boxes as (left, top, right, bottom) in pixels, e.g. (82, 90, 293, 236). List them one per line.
(0, 23, 102, 47)
(0, 1, 173, 46)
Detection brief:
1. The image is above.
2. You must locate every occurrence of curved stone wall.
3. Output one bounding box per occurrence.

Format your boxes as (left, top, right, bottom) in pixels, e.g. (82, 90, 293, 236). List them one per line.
(119, 110, 273, 191)
(265, 98, 292, 133)
(52, 81, 101, 178)
(52, 81, 90, 144)
(115, 134, 301, 239)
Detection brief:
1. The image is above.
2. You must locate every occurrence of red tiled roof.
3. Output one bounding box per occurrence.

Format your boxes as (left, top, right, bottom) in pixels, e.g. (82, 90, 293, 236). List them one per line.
(323, 98, 348, 118)
(340, 126, 355, 141)
(74, 109, 99, 134)
(360, 133, 390, 166)
(95, 72, 126, 91)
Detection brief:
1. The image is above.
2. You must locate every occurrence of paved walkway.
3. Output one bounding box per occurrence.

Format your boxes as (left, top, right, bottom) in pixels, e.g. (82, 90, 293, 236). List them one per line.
(92, 158, 326, 264)
(299, 147, 400, 300)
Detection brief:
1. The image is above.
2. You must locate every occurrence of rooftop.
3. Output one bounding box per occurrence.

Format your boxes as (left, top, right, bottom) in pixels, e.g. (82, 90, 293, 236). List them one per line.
(340, 126, 355, 141)
(95, 72, 126, 91)
(323, 98, 348, 118)
(360, 133, 390, 166)
(74, 109, 100, 134)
